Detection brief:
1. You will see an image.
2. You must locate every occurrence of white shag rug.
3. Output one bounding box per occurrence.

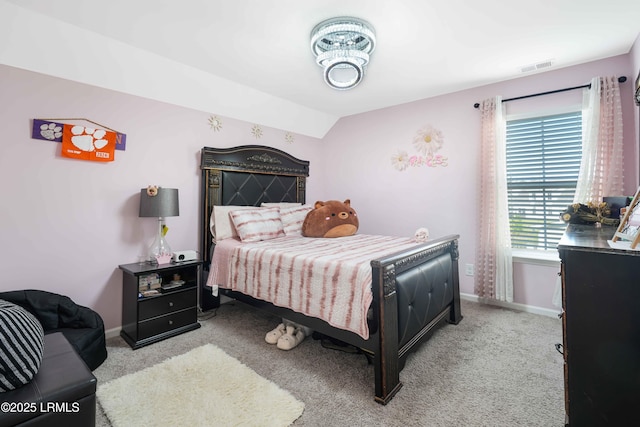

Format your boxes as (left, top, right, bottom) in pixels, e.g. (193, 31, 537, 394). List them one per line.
(97, 344, 304, 427)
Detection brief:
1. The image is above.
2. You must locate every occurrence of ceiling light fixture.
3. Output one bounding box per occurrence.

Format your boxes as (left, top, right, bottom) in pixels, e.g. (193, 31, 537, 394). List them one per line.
(310, 17, 376, 90)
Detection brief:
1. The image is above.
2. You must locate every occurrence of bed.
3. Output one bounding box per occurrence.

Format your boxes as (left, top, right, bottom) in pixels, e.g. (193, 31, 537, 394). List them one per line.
(199, 145, 462, 404)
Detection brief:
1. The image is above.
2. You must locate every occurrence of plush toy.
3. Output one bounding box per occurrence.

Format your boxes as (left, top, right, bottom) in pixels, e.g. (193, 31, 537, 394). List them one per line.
(302, 199, 359, 238)
(414, 227, 429, 242)
(146, 185, 158, 197)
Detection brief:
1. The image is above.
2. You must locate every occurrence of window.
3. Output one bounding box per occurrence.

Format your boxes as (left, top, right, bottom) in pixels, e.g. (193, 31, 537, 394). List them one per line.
(506, 111, 582, 251)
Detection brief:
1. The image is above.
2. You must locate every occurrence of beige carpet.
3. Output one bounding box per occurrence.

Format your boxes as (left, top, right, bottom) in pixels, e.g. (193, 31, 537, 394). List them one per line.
(95, 300, 565, 426)
(96, 344, 304, 427)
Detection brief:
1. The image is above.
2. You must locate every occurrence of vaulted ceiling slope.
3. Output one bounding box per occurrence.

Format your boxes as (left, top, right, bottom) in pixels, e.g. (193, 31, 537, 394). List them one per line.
(2, 0, 639, 138)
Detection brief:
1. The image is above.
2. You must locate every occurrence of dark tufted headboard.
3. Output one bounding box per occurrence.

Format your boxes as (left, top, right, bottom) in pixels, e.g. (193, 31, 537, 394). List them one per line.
(199, 145, 310, 269)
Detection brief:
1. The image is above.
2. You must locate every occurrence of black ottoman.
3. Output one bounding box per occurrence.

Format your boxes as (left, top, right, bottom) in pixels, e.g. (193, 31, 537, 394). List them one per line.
(0, 332, 97, 427)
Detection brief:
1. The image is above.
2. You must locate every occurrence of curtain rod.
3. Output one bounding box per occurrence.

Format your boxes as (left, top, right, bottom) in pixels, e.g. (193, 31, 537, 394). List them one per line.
(473, 76, 627, 109)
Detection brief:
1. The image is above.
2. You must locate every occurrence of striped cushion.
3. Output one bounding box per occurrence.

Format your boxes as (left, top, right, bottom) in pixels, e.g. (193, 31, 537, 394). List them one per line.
(280, 205, 313, 236)
(230, 207, 285, 242)
(0, 299, 44, 392)
(211, 205, 257, 242)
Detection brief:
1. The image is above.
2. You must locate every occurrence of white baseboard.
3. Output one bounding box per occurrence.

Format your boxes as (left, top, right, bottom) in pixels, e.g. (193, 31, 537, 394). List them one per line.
(460, 292, 561, 318)
(103, 293, 559, 339)
(105, 327, 121, 340)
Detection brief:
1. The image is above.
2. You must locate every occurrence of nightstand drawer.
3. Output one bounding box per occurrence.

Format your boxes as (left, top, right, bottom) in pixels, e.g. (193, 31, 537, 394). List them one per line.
(138, 289, 196, 321)
(138, 307, 197, 340)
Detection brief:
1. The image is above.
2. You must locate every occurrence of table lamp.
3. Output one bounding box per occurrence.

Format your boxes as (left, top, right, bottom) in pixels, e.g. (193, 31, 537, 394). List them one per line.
(139, 186, 179, 264)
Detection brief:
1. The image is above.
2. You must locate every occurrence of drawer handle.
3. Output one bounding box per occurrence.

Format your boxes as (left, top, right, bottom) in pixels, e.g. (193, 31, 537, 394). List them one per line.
(168, 320, 174, 325)
(555, 343, 563, 355)
(168, 302, 174, 307)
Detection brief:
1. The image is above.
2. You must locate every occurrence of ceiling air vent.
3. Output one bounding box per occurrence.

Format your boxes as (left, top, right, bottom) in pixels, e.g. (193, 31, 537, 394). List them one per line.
(520, 59, 554, 73)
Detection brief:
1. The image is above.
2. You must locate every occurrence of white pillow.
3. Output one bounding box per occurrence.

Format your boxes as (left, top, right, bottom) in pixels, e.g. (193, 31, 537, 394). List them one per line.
(211, 205, 257, 241)
(280, 205, 313, 236)
(229, 207, 285, 242)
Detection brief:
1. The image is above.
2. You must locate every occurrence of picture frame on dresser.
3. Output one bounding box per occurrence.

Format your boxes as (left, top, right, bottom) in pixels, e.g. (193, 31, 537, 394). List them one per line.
(612, 186, 640, 248)
(634, 69, 640, 106)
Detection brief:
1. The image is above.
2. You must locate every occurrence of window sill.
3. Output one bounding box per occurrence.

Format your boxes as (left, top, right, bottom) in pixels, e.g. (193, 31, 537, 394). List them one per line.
(512, 249, 560, 267)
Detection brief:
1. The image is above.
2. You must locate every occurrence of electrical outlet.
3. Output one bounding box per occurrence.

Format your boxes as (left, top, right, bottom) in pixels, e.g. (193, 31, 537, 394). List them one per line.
(465, 263, 474, 276)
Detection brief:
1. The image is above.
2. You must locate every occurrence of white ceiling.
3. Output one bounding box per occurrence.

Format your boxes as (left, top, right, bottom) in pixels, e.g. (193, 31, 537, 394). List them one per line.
(2, 0, 640, 137)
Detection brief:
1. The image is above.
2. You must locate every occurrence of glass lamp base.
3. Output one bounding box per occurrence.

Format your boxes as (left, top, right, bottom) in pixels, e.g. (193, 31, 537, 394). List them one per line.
(148, 218, 172, 264)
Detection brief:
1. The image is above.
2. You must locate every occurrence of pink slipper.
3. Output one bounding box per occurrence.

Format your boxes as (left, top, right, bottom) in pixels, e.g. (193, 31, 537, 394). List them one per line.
(265, 323, 286, 344)
(277, 326, 306, 350)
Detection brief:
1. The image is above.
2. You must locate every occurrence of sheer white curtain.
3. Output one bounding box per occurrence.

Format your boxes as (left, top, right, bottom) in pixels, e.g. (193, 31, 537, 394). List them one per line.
(573, 76, 624, 203)
(475, 97, 513, 302)
(553, 76, 624, 309)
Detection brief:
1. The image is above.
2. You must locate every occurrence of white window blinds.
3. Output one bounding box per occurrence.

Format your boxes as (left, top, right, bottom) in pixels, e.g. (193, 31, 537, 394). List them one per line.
(506, 111, 582, 250)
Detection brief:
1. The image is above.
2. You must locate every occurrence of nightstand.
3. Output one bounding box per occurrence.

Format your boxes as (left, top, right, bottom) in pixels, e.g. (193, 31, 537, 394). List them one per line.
(118, 260, 202, 349)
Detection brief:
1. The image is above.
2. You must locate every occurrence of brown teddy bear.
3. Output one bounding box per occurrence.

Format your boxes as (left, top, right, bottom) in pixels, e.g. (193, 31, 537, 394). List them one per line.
(302, 199, 359, 238)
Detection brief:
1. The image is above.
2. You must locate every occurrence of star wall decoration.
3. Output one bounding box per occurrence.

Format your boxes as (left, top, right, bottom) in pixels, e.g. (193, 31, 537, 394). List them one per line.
(208, 115, 223, 131)
(285, 132, 294, 144)
(251, 124, 263, 139)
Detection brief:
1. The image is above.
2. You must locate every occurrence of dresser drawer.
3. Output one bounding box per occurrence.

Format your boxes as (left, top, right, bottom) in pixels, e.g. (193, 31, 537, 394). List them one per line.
(138, 289, 196, 321)
(138, 307, 197, 340)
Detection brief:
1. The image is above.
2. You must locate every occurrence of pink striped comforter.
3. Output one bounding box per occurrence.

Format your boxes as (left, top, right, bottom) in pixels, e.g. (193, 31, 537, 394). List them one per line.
(206, 234, 419, 339)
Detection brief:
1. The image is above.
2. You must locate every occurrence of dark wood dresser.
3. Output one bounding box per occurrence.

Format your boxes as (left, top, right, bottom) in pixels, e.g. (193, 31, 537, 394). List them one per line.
(558, 224, 640, 426)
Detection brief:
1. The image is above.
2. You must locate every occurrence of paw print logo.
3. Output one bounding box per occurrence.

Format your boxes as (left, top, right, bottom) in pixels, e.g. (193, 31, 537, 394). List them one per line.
(40, 123, 62, 140)
(60, 124, 116, 162)
(69, 126, 110, 151)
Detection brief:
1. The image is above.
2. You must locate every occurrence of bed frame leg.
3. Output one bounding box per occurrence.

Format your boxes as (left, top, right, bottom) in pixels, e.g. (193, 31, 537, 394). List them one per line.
(448, 297, 463, 325)
(373, 318, 403, 405)
(373, 263, 403, 405)
(374, 380, 403, 405)
(448, 239, 463, 325)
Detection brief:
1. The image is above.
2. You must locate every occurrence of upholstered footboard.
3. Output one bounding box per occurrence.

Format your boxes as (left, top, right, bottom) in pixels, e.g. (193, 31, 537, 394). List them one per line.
(219, 234, 461, 404)
(369, 234, 461, 404)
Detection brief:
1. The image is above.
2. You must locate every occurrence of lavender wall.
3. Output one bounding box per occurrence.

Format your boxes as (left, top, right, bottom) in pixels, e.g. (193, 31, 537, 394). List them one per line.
(322, 54, 638, 310)
(0, 65, 326, 330)
(1, 51, 637, 332)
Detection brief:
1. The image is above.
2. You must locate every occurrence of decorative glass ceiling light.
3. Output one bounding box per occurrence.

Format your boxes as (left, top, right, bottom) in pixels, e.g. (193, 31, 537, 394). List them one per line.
(310, 17, 376, 90)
